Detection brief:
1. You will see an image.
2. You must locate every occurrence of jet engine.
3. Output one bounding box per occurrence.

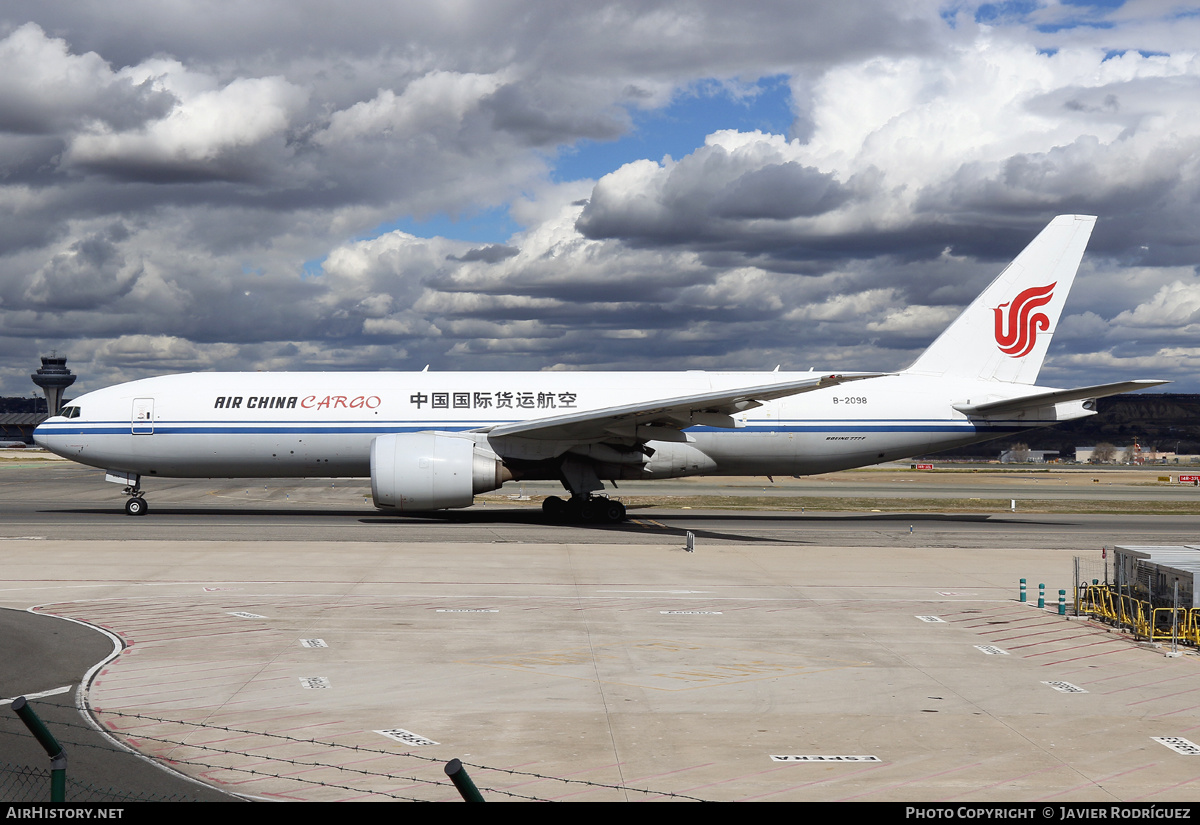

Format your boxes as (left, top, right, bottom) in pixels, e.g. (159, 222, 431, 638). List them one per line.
(370, 432, 510, 511)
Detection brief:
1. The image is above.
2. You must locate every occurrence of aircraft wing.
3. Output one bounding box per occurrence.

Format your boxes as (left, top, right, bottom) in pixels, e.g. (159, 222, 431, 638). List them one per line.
(482, 372, 883, 442)
(952, 379, 1169, 417)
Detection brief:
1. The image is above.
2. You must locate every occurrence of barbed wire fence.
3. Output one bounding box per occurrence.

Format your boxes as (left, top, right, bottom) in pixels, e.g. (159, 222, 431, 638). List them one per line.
(0, 758, 196, 803)
(2, 709, 710, 802)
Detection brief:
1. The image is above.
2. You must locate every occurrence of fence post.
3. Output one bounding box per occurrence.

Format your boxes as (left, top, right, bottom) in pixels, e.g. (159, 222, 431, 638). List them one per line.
(1172, 581, 1181, 655)
(445, 758, 485, 802)
(11, 697, 66, 802)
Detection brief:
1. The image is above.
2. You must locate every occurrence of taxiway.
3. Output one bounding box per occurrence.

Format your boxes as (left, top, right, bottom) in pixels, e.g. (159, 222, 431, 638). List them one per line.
(3, 460, 1200, 802)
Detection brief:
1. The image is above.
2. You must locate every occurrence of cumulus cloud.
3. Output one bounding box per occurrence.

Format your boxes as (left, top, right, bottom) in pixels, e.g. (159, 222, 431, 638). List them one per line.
(0, 23, 171, 135)
(1114, 281, 1200, 329)
(866, 304, 960, 335)
(91, 334, 240, 369)
(65, 73, 306, 182)
(576, 132, 858, 251)
(580, 36, 1200, 267)
(23, 224, 140, 308)
(316, 71, 506, 147)
(1, 2, 1199, 397)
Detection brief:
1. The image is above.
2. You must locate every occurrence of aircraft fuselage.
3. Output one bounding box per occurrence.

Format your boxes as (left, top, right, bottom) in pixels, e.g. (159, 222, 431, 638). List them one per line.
(34, 369, 1082, 481)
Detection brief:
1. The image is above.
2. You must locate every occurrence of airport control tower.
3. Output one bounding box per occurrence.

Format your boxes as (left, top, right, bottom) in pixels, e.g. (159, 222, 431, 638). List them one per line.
(31, 355, 76, 417)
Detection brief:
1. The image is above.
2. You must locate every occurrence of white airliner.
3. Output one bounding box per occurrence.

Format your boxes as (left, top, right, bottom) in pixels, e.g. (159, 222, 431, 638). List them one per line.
(34, 215, 1164, 521)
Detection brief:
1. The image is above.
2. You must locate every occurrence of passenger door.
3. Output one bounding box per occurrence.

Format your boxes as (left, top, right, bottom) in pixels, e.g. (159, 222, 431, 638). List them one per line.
(131, 398, 154, 434)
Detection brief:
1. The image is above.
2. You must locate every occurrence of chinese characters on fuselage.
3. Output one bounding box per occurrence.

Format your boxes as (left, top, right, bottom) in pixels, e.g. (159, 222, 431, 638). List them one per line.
(409, 391, 577, 410)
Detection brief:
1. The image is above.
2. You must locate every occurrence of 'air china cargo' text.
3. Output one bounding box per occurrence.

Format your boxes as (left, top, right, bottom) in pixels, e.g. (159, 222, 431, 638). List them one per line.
(213, 395, 382, 410)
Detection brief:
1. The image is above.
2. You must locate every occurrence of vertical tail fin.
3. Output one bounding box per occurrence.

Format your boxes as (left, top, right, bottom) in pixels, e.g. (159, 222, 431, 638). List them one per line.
(905, 214, 1096, 385)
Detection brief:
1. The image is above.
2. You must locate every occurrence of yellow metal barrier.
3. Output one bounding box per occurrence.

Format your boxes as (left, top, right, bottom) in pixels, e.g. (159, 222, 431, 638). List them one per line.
(1150, 607, 1189, 642)
(1073, 584, 1197, 646)
(1187, 609, 1200, 645)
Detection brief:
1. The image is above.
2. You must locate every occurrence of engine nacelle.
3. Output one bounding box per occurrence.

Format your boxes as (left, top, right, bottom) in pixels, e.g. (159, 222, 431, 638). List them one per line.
(371, 432, 509, 511)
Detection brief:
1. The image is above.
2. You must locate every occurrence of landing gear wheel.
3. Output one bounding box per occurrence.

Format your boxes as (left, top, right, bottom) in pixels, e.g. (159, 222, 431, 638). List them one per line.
(125, 496, 148, 516)
(542, 496, 567, 520)
(563, 496, 583, 523)
(578, 498, 599, 523)
(545, 494, 626, 524)
(602, 499, 627, 523)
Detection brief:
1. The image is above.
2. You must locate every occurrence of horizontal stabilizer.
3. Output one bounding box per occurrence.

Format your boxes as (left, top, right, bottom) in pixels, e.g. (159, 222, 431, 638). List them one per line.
(952, 379, 1169, 417)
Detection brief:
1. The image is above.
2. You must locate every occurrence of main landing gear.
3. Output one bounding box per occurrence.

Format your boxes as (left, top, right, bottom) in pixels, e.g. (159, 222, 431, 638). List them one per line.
(542, 494, 626, 524)
(124, 495, 148, 516)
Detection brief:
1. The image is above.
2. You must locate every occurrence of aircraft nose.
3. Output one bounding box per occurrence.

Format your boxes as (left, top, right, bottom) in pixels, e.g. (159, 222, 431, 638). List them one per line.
(32, 416, 66, 451)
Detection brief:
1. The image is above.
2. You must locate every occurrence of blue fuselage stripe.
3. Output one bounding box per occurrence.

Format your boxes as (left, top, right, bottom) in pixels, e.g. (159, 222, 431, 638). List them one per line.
(35, 420, 1034, 436)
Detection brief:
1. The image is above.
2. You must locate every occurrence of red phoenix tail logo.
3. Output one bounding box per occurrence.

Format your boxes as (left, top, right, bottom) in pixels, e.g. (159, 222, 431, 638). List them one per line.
(993, 282, 1056, 358)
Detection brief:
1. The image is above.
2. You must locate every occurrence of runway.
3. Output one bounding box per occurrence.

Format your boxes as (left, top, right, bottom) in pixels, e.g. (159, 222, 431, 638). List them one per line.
(4, 459, 1200, 802)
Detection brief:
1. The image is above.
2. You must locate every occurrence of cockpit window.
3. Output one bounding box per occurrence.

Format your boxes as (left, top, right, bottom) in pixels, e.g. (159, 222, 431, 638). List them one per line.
(61, 406, 81, 419)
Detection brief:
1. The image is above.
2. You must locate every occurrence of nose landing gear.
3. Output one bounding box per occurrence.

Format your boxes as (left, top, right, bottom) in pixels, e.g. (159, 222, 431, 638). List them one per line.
(105, 470, 148, 516)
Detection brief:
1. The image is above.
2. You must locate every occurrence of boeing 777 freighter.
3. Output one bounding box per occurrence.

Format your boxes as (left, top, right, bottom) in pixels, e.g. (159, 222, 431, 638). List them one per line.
(34, 215, 1165, 521)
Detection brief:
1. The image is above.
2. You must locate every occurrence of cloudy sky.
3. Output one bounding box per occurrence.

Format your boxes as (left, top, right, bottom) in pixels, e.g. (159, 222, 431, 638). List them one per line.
(3, 0, 1199, 397)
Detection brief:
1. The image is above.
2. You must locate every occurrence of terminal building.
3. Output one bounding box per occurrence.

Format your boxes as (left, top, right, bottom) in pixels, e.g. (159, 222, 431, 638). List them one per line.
(0, 396, 47, 445)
